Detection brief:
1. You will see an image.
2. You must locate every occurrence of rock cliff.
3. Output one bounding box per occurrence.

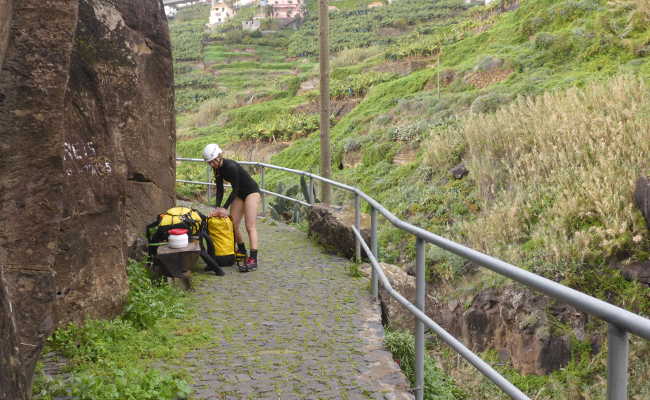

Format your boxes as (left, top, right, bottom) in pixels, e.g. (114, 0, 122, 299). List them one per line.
(0, 0, 175, 398)
(56, 0, 175, 325)
(361, 263, 586, 375)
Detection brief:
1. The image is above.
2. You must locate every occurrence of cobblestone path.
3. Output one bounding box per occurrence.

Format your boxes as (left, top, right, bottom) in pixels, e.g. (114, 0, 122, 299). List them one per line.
(180, 203, 412, 400)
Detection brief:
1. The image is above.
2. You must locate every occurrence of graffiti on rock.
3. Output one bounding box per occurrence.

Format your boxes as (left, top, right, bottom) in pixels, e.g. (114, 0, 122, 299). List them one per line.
(64, 141, 113, 176)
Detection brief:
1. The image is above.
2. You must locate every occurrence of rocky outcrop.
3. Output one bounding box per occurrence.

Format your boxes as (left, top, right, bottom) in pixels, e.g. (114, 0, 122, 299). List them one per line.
(55, 0, 175, 325)
(361, 263, 590, 375)
(0, 0, 12, 64)
(613, 261, 650, 287)
(451, 286, 583, 374)
(0, 268, 56, 400)
(307, 205, 371, 259)
(1, 0, 78, 397)
(634, 176, 650, 229)
(450, 162, 469, 179)
(0, 0, 175, 397)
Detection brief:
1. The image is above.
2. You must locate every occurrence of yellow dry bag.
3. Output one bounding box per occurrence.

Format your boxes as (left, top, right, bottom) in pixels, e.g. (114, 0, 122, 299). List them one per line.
(158, 207, 203, 235)
(207, 216, 235, 258)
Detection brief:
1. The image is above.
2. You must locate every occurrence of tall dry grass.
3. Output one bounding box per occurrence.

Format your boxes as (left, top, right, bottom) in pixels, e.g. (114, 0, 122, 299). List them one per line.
(186, 96, 237, 128)
(426, 76, 650, 276)
(331, 46, 383, 68)
(632, 0, 650, 17)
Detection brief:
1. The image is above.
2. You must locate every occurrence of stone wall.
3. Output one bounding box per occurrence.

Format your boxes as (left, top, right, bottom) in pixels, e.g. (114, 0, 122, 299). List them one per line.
(307, 205, 371, 260)
(0, 0, 175, 397)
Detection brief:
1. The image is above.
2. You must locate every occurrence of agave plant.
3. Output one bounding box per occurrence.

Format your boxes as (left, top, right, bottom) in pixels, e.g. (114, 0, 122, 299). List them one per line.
(268, 176, 318, 223)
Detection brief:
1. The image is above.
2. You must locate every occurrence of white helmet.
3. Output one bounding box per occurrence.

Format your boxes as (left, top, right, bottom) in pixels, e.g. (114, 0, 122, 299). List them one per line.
(202, 143, 222, 162)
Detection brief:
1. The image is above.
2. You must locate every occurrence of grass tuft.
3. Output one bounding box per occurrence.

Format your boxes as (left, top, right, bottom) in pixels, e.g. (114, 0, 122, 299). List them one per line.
(32, 260, 211, 400)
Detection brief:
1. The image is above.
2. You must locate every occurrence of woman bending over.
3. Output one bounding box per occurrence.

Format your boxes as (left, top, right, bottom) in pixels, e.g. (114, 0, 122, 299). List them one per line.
(203, 143, 260, 272)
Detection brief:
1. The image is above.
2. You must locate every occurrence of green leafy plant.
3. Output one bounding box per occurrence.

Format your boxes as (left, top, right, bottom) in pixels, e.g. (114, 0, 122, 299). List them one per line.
(122, 260, 187, 329)
(269, 182, 307, 223)
(33, 260, 207, 400)
(384, 329, 466, 400)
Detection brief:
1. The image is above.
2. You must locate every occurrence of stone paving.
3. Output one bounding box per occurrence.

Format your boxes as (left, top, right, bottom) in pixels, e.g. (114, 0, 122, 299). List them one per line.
(179, 202, 413, 400)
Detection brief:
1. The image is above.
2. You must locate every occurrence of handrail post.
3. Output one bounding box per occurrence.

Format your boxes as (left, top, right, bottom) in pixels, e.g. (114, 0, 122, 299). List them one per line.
(355, 193, 361, 262)
(206, 165, 212, 204)
(309, 176, 315, 204)
(370, 207, 378, 299)
(260, 167, 266, 216)
(607, 323, 629, 400)
(415, 237, 426, 400)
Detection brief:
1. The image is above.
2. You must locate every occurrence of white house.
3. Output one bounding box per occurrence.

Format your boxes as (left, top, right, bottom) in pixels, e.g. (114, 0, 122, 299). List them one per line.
(235, 0, 257, 6)
(242, 17, 262, 31)
(209, 0, 235, 25)
(464, 0, 496, 5)
(268, 0, 304, 19)
(164, 6, 178, 17)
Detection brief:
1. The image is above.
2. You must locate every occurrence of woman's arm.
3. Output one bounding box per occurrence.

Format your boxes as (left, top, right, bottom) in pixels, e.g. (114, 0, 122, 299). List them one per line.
(212, 170, 229, 216)
(223, 161, 241, 209)
(215, 173, 225, 208)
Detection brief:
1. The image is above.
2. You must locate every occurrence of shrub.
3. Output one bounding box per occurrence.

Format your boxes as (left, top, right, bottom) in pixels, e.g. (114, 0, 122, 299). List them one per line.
(122, 260, 186, 330)
(330, 71, 397, 99)
(342, 137, 362, 153)
(188, 96, 238, 128)
(331, 46, 383, 68)
(384, 329, 464, 400)
(390, 120, 430, 142)
(469, 92, 510, 114)
(534, 32, 558, 50)
(423, 124, 465, 171)
(245, 113, 320, 141)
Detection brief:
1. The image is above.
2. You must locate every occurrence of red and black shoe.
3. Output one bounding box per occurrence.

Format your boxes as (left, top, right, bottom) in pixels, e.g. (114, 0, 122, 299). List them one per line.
(245, 257, 258, 271)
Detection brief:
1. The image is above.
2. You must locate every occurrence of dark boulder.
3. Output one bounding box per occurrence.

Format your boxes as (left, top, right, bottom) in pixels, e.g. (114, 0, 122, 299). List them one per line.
(634, 176, 650, 229)
(613, 260, 650, 287)
(55, 0, 175, 325)
(450, 162, 469, 179)
(307, 205, 371, 260)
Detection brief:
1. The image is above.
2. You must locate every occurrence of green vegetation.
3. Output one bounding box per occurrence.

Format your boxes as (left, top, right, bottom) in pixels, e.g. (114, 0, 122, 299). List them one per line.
(290, 0, 471, 56)
(429, 334, 650, 399)
(32, 260, 210, 400)
(169, 0, 650, 396)
(384, 329, 465, 400)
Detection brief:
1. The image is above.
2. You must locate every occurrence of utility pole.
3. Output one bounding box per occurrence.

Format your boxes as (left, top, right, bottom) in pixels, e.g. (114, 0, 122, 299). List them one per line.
(318, 0, 332, 204)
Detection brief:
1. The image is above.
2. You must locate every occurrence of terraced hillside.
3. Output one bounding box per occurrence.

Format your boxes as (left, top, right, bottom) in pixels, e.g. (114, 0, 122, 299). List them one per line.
(171, 1, 650, 397)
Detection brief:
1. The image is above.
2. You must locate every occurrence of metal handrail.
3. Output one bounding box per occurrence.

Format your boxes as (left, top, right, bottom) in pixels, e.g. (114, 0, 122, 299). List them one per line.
(176, 157, 650, 400)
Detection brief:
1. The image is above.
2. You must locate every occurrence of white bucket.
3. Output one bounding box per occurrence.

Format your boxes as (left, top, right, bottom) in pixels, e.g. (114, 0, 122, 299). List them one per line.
(168, 233, 189, 249)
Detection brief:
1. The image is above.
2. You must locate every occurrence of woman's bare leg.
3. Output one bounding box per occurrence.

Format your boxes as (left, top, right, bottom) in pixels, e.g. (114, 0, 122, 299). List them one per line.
(229, 197, 245, 245)
(244, 193, 260, 250)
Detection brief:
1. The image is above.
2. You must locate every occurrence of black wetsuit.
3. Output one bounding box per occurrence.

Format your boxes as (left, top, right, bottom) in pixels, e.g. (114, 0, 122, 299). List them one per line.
(214, 159, 260, 209)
